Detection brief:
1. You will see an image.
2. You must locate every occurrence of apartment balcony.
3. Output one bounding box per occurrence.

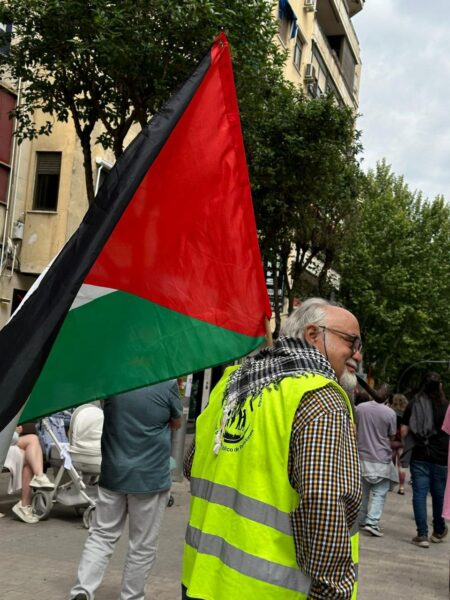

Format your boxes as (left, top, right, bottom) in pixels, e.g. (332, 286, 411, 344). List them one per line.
(312, 20, 359, 108)
(346, 0, 364, 18)
(316, 0, 361, 68)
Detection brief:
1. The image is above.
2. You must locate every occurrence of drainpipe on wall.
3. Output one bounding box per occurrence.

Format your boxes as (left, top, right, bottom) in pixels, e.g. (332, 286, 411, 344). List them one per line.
(0, 77, 22, 276)
(94, 157, 114, 196)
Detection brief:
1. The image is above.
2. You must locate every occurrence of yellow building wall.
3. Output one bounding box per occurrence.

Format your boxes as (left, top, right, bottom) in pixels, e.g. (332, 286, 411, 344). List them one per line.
(278, 0, 315, 88)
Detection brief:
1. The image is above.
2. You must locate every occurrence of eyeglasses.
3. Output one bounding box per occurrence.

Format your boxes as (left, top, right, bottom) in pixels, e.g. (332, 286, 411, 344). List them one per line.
(319, 326, 362, 354)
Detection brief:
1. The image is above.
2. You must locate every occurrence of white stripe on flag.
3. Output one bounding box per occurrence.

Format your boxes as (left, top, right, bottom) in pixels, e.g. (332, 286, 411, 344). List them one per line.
(70, 284, 116, 310)
(7, 254, 59, 323)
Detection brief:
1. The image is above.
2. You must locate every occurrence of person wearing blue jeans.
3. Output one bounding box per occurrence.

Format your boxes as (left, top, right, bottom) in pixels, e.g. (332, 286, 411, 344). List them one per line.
(401, 372, 449, 548)
(360, 477, 391, 532)
(356, 397, 398, 537)
(410, 461, 447, 541)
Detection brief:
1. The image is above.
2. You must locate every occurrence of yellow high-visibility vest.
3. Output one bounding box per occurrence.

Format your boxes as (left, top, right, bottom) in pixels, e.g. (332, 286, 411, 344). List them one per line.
(183, 367, 359, 599)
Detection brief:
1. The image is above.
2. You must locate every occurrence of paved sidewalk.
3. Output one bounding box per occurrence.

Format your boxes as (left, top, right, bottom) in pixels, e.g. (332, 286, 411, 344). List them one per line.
(0, 473, 448, 599)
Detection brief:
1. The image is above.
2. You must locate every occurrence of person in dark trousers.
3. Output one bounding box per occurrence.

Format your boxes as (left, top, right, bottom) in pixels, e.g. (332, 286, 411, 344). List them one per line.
(401, 372, 449, 548)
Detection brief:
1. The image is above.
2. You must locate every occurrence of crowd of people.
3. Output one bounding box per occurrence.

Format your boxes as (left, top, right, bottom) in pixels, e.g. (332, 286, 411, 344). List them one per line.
(2, 297, 449, 600)
(181, 299, 450, 600)
(354, 371, 449, 548)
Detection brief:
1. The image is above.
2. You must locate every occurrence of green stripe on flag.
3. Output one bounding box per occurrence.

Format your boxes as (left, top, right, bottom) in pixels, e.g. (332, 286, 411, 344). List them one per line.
(20, 291, 264, 423)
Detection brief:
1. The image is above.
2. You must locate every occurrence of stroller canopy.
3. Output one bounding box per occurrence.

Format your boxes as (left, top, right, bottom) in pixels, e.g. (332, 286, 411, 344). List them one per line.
(69, 403, 104, 457)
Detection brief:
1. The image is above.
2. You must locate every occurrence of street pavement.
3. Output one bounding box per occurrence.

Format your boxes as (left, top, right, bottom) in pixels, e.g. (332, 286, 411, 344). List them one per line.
(0, 471, 448, 599)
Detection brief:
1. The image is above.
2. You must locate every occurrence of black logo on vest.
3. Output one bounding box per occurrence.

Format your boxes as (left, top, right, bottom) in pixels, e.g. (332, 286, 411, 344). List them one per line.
(222, 396, 258, 452)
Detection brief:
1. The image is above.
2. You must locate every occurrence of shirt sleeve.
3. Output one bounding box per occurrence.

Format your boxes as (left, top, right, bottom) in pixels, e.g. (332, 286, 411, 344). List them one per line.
(168, 380, 183, 418)
(289, 386, 361, 599)
(183, 438, 195, 480)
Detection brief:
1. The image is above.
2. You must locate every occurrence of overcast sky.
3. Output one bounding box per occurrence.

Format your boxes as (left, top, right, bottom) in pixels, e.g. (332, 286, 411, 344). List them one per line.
(353, 1, 450, 201)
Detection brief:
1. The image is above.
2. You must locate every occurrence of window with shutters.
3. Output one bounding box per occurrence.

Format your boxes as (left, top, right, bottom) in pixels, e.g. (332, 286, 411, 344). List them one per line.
(0, 86, 16, 204)
(33, 152, 61, 211)
(0, 22, 12, 56)
(293, 35, 303, 72)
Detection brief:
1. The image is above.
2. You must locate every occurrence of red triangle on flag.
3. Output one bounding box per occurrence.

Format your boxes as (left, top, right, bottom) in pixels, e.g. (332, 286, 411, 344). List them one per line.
(86, 33, 271, 338)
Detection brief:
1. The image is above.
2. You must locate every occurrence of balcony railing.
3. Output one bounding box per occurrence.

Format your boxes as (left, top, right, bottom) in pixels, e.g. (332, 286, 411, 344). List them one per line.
(312, 21, 358, 108)
(330, 0, 361, 60)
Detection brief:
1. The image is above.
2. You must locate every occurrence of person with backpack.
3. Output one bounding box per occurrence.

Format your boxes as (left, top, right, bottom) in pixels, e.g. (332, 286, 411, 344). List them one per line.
(401, 372, 449, 548)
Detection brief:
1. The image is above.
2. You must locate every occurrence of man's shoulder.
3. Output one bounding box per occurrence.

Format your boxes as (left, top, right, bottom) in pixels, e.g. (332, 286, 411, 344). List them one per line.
(132, 380, 178, 402)
(298, 382, 349, 423)
(357, 400, 395, 419)
(383, 404, 397, 417)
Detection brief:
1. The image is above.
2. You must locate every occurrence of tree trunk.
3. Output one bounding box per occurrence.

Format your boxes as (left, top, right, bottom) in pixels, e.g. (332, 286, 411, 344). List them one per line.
(317, 250, 334, 296)
(80, 137, 95, 205)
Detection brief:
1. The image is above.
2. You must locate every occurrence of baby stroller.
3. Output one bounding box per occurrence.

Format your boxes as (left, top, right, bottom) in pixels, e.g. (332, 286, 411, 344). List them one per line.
(32, 403, 103, 528)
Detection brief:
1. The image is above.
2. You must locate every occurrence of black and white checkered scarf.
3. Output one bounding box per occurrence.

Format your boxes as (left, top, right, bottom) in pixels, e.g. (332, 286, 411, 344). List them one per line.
(213, 336, 337, 454)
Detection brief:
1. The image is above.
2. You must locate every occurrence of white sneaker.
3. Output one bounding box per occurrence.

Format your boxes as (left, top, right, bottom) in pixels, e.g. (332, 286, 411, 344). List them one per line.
(30, 473, 55, 490)
(364, 524, 383, 537)
(12, 502, 39, 524)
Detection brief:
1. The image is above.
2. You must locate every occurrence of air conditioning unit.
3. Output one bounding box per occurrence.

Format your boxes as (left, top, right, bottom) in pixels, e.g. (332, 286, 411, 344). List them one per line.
(304, 0, 316, 11)
(304, 63, 316, 82)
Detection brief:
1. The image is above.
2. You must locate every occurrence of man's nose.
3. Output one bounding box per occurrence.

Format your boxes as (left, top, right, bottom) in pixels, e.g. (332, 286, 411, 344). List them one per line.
(352, 348, 363, 362)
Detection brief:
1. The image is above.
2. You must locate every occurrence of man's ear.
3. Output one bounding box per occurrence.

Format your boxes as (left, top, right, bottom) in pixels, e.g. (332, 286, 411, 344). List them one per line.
(304, 324, 320, 346)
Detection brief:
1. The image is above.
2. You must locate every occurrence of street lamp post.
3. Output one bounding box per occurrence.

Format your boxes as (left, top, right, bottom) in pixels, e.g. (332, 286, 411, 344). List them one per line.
(396, 359, 450, 392)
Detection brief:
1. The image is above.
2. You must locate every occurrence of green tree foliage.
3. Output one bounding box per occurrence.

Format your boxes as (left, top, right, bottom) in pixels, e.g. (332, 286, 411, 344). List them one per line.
(337, 160, 450, 388)
(0, 0, 284, 203)
(245, 85, 363, 335)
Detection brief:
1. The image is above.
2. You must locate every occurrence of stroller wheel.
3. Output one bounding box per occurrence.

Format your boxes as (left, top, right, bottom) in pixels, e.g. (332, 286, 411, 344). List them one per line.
(32, 490, 53, 520)
(83, 505, 95, 529)
(167, 494, 174, 507)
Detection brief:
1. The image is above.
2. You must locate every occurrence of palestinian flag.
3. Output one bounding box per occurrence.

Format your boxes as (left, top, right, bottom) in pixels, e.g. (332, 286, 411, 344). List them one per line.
(0, 32, 271, 435)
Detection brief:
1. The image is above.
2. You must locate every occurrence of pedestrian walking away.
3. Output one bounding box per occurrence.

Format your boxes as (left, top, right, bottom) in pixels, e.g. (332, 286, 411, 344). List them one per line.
(401, 372, 449, 549)
(182, 298, 362, 600)
(69, 380, 182, 600)
(356, 393, 398, 537)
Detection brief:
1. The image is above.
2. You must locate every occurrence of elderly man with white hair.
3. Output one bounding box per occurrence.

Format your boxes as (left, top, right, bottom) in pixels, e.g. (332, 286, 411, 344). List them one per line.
(183, 298, 363, 600)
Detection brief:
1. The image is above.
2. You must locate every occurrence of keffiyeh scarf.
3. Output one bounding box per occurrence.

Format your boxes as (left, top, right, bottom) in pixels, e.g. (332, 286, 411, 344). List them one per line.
(214, 336, 337, 454)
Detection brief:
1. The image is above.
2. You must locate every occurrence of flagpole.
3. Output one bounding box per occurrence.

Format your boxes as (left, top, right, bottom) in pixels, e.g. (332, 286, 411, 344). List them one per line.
(265, 317, 273, 347)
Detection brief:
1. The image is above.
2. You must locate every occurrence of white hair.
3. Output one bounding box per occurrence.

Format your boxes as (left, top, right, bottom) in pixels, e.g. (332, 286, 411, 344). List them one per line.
(281, 297, 338, 340)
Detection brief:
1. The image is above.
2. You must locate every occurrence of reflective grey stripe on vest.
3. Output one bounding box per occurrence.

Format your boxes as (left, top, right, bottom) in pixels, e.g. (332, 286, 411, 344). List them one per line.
(186, 525, 312, 594)
(191, 477, 292, 536)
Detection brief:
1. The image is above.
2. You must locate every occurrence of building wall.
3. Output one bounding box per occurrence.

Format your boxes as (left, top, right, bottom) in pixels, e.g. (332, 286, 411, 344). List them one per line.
(272, 0, 363, 316)
(0, 91, 142, 327)
(276, 0, 362, 109)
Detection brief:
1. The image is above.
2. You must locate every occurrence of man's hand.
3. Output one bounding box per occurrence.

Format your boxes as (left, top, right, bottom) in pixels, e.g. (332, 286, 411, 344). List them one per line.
(169, 417, 182, 430)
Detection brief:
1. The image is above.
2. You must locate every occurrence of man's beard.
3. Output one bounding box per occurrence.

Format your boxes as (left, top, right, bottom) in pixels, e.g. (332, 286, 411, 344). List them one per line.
(339, 370, 358, 396)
